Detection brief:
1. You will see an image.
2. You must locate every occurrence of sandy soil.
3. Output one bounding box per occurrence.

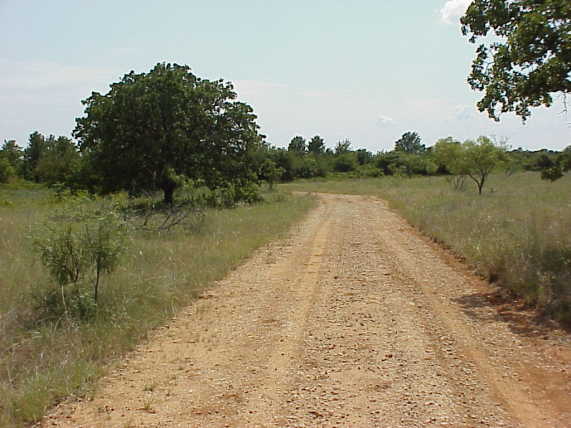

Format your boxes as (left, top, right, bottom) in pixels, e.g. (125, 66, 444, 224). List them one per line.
(41, 193, 571, 427)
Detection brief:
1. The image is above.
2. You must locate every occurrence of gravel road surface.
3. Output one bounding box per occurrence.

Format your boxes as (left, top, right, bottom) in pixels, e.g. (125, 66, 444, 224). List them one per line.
(42, 193, 571, 427)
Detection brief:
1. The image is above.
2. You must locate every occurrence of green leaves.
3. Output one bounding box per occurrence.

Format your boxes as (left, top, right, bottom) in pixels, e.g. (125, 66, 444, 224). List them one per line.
(288, 136, 307, 153)
(33, 201, 127, 318)
(433, 136, 507, 194)
(0, 157, 16, 183)
(308, 136, 325, 155)
(461, 0, 571, 121)
(74, 63, 263, 204)
(394, 132, 425, 154)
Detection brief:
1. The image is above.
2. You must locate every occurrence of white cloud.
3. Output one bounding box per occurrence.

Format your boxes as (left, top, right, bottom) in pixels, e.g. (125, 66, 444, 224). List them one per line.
(0, 58, 120, 92)
(377, 114, 394, 127)
(440, 0, 472, 24)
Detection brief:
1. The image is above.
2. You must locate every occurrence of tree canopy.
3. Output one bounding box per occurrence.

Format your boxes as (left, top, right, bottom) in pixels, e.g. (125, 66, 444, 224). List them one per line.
(434, 136, 507, 194)
(74, 63, 263, 204)
(394, 132, 425, 154)
(288, 136, 306, 153)
(463, 136, 507, 194)
(34, 136, 81, 185)
(335, 139, 352, 155)
(461, 0, 571, 121)
(1, 140, 23, 169)
(307, 135, 325, 155)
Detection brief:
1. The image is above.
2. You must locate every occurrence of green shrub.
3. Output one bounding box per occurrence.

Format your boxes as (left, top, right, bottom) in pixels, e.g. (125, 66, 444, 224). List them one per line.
(204, 182, 262, 208)
(333, 153, 357, 172)
(541, 166, 564, 182)
(0, 157, 16, 183)
(355, 164, 383, 177)
(33, 203, 126, 320)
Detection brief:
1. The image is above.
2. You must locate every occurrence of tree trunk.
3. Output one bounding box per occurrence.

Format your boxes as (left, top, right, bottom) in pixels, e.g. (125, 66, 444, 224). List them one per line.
(161, 169, 178, 205)
(163, 185, 175, 205)
(478, 174, 486, 195)
(94, 265, 101, 303)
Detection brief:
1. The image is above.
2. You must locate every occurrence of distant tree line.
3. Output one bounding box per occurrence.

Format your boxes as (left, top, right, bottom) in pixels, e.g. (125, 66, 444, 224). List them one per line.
(248, 131, 570, 194)
(1, 63, 569, 198)
(0, 133, 80, 185)
(2, 126, 569, 196)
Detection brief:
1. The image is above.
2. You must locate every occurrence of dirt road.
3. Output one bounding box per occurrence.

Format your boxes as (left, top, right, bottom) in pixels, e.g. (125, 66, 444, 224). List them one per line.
(43, 194, 571, 427)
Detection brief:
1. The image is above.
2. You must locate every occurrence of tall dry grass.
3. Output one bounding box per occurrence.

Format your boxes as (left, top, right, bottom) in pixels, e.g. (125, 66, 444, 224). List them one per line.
(0, 187, 315, 427)
(284, 172, 571, 321)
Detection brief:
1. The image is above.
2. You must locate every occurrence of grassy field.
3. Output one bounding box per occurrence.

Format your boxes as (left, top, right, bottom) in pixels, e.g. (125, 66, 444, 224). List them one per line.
(284, 172, 571, 322)
(0, 186, 315, 427)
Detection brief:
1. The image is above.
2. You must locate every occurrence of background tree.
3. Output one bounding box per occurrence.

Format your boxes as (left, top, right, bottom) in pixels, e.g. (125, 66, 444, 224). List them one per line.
(1, 140, 23, 175)
(334, 139, 352, 155)
(23, 131, 47, 181)
(400, 154, 437, 177)
(463, 136, 507, 195)
(258, 159, 284, 190)
(74, 63, 263, 204)
(535, 154, 556, 170)
(433, 137, 468, 189)
(461, 0, 571, 121)
(560, 146, 571, 172)
(433, 137, 464, 174)
(288, 136, 306, 153)
(394, 132, 425, 154)
(333, 153, 357, 172)
(307, 135, 325, 155)
(0, 158, 15, 183)
(34, 136, 81, 185)
(355, 149, 373, 165)
(539, 145, 571, 182)
(375, 151, 402, 176)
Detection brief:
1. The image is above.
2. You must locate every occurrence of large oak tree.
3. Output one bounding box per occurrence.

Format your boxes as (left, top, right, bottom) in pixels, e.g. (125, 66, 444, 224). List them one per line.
(74, 63, 263, 204)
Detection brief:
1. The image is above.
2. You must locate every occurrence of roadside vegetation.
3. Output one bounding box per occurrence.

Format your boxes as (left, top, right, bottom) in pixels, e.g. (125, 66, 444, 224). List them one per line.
(0, 184, 314, 426)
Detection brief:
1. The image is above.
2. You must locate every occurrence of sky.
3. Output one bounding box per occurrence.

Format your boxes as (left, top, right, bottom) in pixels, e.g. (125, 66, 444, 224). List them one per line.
(1, 0, 569, 152)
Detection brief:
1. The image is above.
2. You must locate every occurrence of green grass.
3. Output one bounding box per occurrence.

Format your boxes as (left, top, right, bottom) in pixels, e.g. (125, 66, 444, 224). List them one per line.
(0, 187, 315, 427)
(284, 172, 571, 322)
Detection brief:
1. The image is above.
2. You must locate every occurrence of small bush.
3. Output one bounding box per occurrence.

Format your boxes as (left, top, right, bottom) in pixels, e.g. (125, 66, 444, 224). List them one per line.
(204, 182, 262, 208)
(33, 203, 126, 320)
(33, 283, 98, 322)
(541, 166, 564, 182)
